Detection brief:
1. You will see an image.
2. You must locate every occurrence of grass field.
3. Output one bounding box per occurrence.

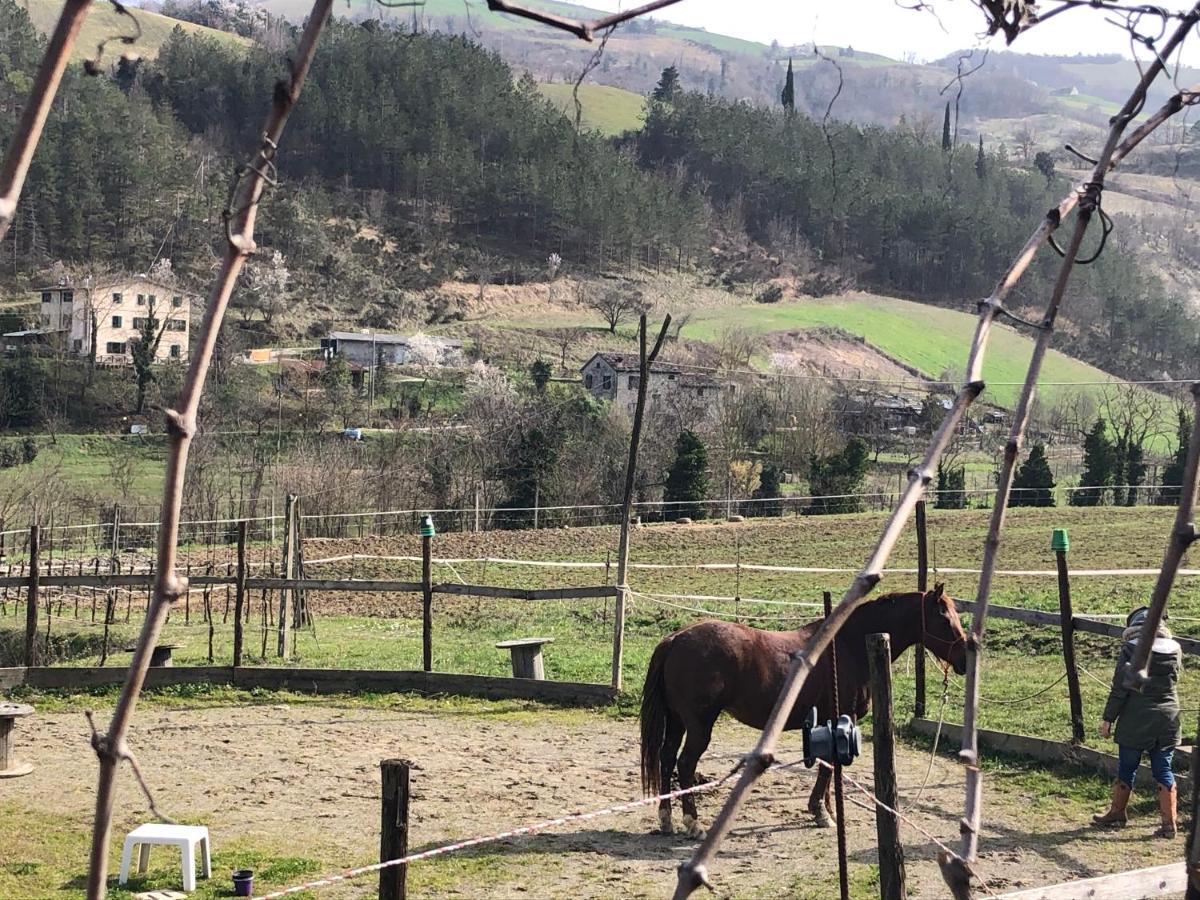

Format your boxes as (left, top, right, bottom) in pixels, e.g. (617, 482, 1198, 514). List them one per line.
(682, 292, 1174, 434)
(7, 504, 1200, 752)
(24, 0, 248, 60)
(538, 82, 645, 135)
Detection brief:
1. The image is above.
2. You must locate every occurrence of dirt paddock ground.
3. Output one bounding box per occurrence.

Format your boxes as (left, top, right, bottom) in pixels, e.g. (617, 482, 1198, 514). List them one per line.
(4, 699, 1188, 899)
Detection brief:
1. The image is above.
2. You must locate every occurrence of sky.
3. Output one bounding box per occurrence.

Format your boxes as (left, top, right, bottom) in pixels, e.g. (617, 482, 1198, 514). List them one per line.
(583, 0, 1200, 66)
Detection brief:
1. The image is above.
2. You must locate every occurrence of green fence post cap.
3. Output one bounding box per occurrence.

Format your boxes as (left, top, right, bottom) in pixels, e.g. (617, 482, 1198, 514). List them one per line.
(419, 514, 436, 538)
(1051, 527, 1069, 553)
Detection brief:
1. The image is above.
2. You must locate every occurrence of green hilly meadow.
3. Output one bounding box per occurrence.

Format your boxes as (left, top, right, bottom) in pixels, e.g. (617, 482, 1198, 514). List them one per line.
(682, 294, 1132, 412)
(537, 82, 644, 135)
(23, 0, 247, 59)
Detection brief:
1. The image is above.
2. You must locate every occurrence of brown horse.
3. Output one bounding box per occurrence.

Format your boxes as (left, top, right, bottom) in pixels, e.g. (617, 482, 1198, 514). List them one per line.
(640, 585, 967, 837)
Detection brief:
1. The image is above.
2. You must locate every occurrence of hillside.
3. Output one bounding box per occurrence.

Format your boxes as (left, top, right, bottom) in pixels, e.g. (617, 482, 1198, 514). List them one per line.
(681, 293, 1161, 415)
(25, 0, 248, 59)
(537, 82, 644, 135)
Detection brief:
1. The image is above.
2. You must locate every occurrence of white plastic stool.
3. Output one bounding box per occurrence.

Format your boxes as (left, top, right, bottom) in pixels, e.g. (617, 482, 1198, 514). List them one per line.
(118, 823, 211, 891)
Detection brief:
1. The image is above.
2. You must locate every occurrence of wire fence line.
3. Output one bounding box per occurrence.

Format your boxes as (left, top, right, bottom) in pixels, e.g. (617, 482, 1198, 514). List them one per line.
(301, 552, 1200, 579)
(0, 482, 1191, 557)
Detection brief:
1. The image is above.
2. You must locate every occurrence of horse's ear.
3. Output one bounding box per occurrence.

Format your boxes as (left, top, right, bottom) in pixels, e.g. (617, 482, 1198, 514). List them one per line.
(931, 583, 945, 599)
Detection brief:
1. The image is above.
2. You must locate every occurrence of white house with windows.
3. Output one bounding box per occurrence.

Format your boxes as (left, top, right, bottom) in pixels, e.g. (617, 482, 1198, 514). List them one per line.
(33, 274, 194, 365)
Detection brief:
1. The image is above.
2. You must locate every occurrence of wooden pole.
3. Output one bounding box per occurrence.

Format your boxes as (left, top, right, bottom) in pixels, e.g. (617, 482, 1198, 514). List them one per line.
(914, 500, 928, 718)
(277, 493, 295, 657)
(1054, 533, 1085, 745)
(380, 758, 410, 900)
(867, 633, 906, 900)
(421, 533, 432, 673)
(825, 590, 849, 900)
(23, 525, 39, 667)
(233, 521, 246, 668)
(612, 313, 671, 691)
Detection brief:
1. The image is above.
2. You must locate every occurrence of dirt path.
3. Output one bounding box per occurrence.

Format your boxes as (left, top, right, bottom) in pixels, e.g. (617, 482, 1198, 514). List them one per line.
(10, 703, 1186, 898)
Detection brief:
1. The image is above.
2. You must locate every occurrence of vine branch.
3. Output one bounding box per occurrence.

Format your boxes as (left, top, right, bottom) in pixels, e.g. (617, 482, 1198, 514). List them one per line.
(82, 1, 336, 895)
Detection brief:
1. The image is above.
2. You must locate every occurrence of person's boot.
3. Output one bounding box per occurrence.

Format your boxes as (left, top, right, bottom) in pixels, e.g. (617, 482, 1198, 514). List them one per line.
(1154, 784, 1177, 838)
(1092, 781, 1132, 828)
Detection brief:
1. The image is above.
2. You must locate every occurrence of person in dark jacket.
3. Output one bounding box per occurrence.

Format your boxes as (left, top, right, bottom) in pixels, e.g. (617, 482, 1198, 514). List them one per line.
(1092, 606, 1182, 837)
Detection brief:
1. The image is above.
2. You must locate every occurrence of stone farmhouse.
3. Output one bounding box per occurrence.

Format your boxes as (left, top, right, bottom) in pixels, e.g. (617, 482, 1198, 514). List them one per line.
(25, 274, 195, 365)
(580, 352, 722, 416)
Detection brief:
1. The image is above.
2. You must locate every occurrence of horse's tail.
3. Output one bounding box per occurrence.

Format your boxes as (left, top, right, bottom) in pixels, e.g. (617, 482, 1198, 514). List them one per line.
(640, 634, 675, 797)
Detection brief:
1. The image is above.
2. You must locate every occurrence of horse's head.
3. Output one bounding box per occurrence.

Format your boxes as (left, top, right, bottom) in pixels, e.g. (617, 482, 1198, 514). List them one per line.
(922, 583, 967, 675)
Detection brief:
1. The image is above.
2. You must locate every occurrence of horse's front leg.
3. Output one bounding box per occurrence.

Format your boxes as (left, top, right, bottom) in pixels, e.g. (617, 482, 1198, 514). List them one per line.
(808, 765, 834, 828)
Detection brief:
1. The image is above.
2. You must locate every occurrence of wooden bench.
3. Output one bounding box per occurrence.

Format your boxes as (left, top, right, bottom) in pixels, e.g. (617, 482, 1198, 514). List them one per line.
(0, 702, 34, 778)
(124, 643, 181, 668)
(495, 638, 553, 680)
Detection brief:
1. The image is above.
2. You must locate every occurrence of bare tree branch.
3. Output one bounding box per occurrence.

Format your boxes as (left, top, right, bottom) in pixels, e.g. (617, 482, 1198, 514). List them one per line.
(485, 0, 682, 41)
(0, 0, 95, 242)
(83, 2, 336, 895)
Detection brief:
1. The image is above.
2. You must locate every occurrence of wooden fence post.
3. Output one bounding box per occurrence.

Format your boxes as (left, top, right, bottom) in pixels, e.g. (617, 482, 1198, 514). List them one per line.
(233, 521, 247, 668)
(380, 758, 410, 900)
(914, 499, 928, 718)
(277, 493, 296, 658)
(1053, 528, 1086, 745)
(421, 516, 433, 673)
(867, 633, 906, 900)
(23, 525, 39, 667)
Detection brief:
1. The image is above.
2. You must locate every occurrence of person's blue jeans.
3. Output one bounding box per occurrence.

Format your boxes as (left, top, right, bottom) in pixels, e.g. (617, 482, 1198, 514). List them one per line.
(1117, 745, 1175, 789)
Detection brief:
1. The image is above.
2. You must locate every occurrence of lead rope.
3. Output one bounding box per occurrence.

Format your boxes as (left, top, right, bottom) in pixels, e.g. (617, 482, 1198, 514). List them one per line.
(914, 663, 951, 804)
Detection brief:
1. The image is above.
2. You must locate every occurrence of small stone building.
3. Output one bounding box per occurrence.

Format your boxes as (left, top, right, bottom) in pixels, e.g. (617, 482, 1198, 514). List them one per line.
(580, 352, 721, 417)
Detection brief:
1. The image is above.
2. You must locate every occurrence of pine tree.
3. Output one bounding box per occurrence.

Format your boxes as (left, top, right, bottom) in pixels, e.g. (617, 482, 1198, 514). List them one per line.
(1010, 444, 1056, 507)
(499, 426, 558, 528)
(1160, 408, 1192, 505)
(1072, 418, 1115, 506)
(975, 134, 987, 179)
(942, 102, 952, 151)
(781, 59, 795, 113)
(652, 65, 681, 103)
(664, 430, 709, 519)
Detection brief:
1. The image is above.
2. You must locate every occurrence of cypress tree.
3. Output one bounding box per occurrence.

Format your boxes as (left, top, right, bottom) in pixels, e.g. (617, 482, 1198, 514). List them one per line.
(1010, 444, 1056, 507)
(935, 460, 966, 509)
(530, 359, 551, 393)
(807, 438, 870, 515)
(781, 59, 795, 113)
(1160, 408, 1192, 505)
(942, 102, 952, 151)
(664, 430, 709, 520)
(751, 462, 783, 516)
(1072, 418, 1115, 506)
(1124, 441, 1146, 507)
(975, 134, 986, 178)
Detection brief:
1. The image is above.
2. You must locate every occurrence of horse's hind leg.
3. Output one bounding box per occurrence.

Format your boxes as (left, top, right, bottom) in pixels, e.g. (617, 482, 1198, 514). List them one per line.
(678, 713, 717, 839)
(657, 712, 685, 834)
(808, 765, 834, 828)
